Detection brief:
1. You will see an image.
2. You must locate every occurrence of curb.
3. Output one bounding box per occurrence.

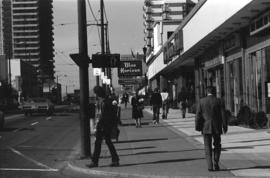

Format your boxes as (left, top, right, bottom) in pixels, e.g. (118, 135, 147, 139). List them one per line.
(67, 161, 220, 178)
(67, 162, 165, 178)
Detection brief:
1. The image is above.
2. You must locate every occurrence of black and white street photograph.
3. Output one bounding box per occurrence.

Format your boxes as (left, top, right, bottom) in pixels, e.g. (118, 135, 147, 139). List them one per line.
(1, 0, 270, 177)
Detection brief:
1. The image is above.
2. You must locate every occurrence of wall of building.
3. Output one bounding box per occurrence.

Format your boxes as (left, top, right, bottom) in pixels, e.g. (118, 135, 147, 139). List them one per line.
(148, 51, 165, 79)
(0, 55, 7, 81)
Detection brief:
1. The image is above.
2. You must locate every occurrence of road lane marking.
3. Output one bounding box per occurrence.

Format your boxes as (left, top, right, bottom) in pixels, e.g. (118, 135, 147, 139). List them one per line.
(9, 147, 58, 171)
(0, 168, 58, 172)
(46, 117, 52, 120)
(13, 128, 20, 133)
(5, 114, 24, 121)
(30, 122, 39, 126)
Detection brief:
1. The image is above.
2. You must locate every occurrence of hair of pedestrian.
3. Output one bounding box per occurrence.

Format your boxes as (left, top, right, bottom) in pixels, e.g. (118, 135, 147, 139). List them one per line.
(93, 86, 106, 98)
(206, 86, 216, 95)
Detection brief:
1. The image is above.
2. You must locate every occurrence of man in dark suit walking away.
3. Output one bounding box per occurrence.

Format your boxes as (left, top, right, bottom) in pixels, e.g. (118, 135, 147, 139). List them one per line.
(195, 86, 227, 171)
(87, 86, 119, 168)
(150, 88, 162, 125)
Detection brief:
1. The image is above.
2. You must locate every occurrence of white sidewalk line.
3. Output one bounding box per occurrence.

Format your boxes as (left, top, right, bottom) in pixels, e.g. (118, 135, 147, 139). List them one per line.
(30, 122, 39, 126)
(9, 147, 58, 171)
(46, 117, 52, 120)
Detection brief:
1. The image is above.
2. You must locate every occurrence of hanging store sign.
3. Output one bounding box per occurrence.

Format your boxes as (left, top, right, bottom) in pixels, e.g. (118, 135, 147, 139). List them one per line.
(118, 60, 142, 77)
(93, 68, 101, 76)
(164, 29, 183, 64)
(204, 56, 224, 69)
(118, 78, 143, 85)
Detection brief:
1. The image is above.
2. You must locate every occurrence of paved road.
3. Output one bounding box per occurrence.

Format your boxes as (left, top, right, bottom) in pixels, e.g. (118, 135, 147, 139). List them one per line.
(0, 106, 81, 178)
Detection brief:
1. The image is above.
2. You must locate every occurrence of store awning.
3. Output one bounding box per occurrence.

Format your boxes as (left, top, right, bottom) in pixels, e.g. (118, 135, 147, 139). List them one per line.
(162, 0, 270, 75)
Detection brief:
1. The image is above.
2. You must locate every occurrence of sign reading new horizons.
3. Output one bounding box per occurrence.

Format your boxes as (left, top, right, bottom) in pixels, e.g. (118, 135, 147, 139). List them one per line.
(118, 60, 142, 77)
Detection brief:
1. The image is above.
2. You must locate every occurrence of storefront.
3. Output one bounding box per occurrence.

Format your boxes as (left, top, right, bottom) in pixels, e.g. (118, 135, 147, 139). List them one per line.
(225, 55, 243, 116)
(244, 43, 270, 113)
(196, 45, 225, 100)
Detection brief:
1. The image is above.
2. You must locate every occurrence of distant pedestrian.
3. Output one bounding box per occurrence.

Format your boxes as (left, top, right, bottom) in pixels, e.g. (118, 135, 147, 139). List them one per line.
(178, 87, 188, 118)
(122, 92, 129, 108)
(131, 92, 144, 128)
(195, 86, 228, 172)
(87, 86, 119, 168)
(180, 100, 187, 118)
(160, 88, 169, 119)
(150, 88, 162, 125)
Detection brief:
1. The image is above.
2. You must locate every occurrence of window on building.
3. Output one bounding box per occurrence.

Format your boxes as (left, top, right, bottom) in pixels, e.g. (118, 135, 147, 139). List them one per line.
(167, 31, 173, 40)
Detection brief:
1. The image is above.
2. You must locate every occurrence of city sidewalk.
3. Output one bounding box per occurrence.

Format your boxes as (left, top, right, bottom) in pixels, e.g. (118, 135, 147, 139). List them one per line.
(67, 104, 270, 178)
(161, 108, 270, 177)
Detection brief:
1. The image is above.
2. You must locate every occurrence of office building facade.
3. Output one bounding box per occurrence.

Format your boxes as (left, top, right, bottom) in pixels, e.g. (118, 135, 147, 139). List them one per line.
(2, 0, 55, 97)
(143, 0, 195, 54)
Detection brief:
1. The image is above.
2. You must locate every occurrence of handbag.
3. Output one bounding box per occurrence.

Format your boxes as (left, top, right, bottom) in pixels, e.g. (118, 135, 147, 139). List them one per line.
(195, 113, 204, 131)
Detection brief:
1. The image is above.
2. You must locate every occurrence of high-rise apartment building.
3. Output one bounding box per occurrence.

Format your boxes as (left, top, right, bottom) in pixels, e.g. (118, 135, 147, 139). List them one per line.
(0, 0, 3, 55)
(143, 0, 195, 51)
(3, 0, 55, 82)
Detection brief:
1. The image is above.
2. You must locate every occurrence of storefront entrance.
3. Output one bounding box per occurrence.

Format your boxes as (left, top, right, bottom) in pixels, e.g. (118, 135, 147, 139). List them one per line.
(227, 58, 243, 116)
(245, 46, 270, 113)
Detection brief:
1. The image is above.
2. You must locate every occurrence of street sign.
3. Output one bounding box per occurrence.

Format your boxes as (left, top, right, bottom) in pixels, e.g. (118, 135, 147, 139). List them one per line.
(69, 53, 91, 67)
(92, 53, 120, 68)
(118, 60, 142, 77)
(93, 68, 101, 76)
(118, 78, 143, 85)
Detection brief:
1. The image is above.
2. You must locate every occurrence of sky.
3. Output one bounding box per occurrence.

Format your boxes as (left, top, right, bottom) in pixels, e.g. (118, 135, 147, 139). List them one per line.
(53, 0, 145, 94)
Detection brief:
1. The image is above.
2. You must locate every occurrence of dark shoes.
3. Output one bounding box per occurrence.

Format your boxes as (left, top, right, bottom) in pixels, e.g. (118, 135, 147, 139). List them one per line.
(110, 161, 120, 167)
(208, 164, 220, 172)
(86, 161, 98, 168)
(214, 164, 220, 171)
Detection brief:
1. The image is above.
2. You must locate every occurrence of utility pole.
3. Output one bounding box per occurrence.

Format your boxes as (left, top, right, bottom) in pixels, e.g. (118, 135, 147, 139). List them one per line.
(77, 0, 91, 158)
(105, 23, 112, 91)
(100, 0, 106, 92)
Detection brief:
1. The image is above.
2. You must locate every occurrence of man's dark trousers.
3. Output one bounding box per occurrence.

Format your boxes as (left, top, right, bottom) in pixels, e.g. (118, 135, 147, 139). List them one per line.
(203, 134, 221, 170)
(153, 105, 160, 123)
(92, 129, 119, 164)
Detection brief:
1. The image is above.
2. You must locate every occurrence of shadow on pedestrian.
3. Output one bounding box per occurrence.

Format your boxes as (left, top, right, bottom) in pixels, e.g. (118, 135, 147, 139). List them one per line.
(223, 143, 270, 151)
(229, 138, 270, 143)
(120, 122, 149, 127)
(99, 157, 205, 167)
(226, 165, 270, 171)
(100, 148, 204, 158)
(114, 138, 168, 144)
(117, 146, 155, 151)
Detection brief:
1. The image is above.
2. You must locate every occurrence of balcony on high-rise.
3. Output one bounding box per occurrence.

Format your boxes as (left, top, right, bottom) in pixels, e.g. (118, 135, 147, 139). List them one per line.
(146, 31, 153, 38)
(145, 15, 154, 22)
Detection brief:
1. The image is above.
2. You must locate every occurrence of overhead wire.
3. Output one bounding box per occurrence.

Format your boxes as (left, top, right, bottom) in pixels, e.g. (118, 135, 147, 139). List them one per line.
(54, 48, 76, 66)
(87, 0, 101, 47)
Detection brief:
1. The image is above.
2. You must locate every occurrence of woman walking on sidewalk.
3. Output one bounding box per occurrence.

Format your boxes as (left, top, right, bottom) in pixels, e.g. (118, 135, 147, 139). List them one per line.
(178, 87, 188, 118)
(131, 92, 144, 128)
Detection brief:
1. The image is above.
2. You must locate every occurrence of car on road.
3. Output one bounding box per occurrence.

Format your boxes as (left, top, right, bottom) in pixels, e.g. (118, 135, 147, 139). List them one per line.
(21, 98, 55, 116)
(0, 110, 4, 130)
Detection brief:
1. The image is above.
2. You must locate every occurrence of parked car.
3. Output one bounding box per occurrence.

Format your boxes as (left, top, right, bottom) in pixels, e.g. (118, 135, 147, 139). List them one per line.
(0, 110, 4, 130)
(21, 98, 54, 116)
